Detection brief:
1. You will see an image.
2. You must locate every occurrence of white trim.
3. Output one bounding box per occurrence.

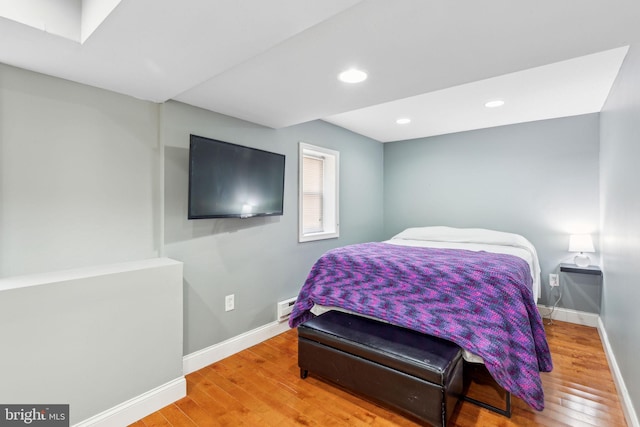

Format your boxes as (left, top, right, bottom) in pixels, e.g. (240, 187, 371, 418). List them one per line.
(73, 376, 186, 427)
(183, 320, 291, 375)
(597, 317, 640, 427)
(537, 304, 599, 327)
(0, 257, 181, 292)
(298, 142, 340, 243)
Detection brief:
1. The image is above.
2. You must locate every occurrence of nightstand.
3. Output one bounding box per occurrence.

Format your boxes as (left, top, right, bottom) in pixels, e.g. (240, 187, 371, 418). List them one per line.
(558, 263, 603, 313)
(559, 263, 603, 276)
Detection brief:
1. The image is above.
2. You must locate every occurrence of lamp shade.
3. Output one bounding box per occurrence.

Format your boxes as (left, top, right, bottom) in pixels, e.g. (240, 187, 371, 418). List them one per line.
(568, 234, 595, 253)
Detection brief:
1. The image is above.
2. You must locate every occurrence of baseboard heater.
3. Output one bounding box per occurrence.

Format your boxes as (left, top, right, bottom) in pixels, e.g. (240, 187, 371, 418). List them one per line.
(277, 297, 297, 323)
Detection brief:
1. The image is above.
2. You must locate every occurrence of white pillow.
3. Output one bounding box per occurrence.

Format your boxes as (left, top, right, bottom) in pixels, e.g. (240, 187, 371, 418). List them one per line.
(392, 226, 535, 252)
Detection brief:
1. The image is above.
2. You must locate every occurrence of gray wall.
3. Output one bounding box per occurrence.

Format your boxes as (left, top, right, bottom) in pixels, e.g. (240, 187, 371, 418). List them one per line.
(0, 258, 183, 425)
(0, 61, 384, 357)
(0, 63, 160, 278)
(0, 64, 177, 425)
(600, 42, 640, 415)
(0, 63, 384, 422)
(384, 114, 601, 306)
(161, 101, 384, 354)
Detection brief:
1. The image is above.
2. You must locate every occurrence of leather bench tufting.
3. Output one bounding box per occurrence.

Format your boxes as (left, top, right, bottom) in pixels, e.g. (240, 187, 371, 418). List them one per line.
(297, 310, 463, 427)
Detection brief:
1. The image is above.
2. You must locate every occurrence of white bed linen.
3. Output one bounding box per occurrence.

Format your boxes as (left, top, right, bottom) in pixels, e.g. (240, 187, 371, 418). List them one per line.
(311, 226, 542, 364)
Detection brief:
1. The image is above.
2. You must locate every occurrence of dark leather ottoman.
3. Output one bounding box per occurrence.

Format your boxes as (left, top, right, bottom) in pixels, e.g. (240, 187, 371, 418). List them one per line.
(297, 311, 463, 427)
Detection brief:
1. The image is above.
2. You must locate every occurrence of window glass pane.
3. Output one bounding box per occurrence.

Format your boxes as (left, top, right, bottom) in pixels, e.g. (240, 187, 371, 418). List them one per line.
(302, 155, 323, 233)
(298, 142, 339, 242)
(303, 194, 322, 232)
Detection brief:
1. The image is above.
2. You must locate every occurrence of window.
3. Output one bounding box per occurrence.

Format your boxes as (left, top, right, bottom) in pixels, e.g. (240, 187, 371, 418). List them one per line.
(299, 142, 339, 242)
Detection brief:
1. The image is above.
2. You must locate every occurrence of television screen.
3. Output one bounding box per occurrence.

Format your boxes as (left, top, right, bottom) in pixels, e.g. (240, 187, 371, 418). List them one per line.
(188, 135, 285, 219)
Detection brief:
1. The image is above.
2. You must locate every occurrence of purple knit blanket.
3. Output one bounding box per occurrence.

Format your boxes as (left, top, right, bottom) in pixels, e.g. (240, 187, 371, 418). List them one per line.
(289, 242, 553, 410)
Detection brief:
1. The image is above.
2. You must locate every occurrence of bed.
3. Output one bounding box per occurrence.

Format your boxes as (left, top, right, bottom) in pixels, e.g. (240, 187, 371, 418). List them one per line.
(288, 226, 553, 411)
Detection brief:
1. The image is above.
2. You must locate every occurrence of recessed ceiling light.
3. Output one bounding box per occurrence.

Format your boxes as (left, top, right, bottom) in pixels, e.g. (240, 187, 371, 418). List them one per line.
(338, 68, 368, 83)
(396, 118, 411, 125)
(485, 99, 505, 108)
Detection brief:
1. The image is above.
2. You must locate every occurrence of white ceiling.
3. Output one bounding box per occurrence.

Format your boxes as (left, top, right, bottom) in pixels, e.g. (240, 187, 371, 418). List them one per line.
(1, 0, 639, 142)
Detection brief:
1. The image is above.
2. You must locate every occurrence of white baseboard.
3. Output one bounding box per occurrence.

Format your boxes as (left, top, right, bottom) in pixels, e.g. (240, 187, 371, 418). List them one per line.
(73, 377, 186, 427)
(537, 304, 599, 327)
(70, 319, 291, 427)
(597, 317, 639, 427)
(183, 320, 291, 375)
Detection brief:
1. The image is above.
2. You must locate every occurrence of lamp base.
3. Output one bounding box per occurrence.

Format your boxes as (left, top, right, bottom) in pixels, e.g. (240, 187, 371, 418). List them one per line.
(574, 253, 591, 267)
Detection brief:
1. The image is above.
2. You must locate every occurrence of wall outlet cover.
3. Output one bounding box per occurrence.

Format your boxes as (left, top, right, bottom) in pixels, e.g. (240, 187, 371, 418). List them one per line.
(225, 294, 235, 311)
(549, 274, 559, 287)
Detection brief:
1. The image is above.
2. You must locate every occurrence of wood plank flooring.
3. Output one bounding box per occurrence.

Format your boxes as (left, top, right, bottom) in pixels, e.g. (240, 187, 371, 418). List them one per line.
(132, 320, 627, 426)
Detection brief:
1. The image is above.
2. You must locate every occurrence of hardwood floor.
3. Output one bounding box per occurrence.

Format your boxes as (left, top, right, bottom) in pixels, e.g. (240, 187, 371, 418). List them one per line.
(131, 320, 627, 426)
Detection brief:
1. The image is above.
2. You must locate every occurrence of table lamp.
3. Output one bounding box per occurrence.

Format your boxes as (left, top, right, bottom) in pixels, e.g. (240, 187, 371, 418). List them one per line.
(569, 234, 595, 267)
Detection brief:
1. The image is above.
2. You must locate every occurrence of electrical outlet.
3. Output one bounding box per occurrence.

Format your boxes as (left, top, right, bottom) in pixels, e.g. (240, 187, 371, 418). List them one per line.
(549, 274, 559, 287)
(225, 294, 235, 311)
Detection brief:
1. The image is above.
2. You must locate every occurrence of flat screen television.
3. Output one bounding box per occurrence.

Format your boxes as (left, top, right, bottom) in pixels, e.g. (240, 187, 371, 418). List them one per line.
(188, 135, 285, 219)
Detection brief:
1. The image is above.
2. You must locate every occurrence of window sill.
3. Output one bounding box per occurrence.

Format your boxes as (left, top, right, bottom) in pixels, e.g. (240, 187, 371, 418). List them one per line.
(299, 231, 339, 243)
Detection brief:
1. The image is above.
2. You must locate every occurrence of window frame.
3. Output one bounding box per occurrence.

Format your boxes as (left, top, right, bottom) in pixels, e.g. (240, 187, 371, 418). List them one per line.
(298, 142, 339, 242)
